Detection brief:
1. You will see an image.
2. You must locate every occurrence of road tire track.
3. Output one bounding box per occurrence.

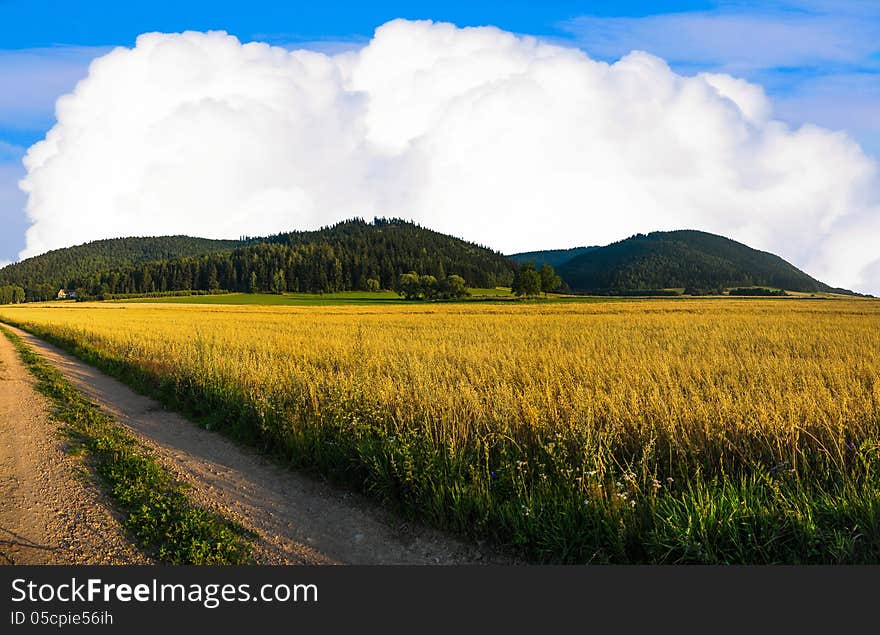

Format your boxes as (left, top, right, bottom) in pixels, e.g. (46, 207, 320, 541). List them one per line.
(0, 328, 150, 565)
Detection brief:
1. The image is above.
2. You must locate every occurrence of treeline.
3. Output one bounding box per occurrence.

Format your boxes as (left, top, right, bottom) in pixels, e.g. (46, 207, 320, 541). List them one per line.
(0, 284, 25, 304)
(558, 230, 836, 294)
(78, 289, 232, 301)
(511, 262, 563, 297)
(62, 219, 515, 297)
(0, 236, 241, 298)
(729, 287, 787, 296)
(398, 273, 468, 300)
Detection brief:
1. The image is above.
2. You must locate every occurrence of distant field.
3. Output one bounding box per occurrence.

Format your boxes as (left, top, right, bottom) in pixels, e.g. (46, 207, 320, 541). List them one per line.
(123, 290, 406, 305)
(466, 287, 514, 297)
(2, 298, 878, 563)
(110, 287, 853, 306)
(119, 288, 516, 305)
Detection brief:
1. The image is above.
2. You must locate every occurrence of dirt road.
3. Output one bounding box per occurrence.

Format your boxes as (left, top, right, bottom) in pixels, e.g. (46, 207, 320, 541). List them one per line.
(1, 324, 498, 565)
(0, 328, 150, 564)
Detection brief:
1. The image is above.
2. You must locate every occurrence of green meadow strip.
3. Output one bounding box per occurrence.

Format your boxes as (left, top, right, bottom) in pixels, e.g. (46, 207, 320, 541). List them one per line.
(0, 325, 250, 565)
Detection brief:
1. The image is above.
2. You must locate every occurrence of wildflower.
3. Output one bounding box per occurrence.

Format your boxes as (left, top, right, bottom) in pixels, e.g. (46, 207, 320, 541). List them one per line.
(666, 477, 674, 484)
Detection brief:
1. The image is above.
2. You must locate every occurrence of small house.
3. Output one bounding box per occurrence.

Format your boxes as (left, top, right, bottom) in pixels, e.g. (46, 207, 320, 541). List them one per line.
(57, 288, 77, 300)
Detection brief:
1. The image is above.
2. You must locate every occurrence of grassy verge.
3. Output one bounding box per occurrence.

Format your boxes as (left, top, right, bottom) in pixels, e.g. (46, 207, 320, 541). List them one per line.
(0, 326, 251, 564)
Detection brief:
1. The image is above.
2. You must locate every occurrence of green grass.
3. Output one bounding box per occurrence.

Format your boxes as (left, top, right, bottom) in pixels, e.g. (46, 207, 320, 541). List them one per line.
(120, 289, 518, 306)
(121, 290, 410, 305)
(467, 287, 514, 297)
(117, 289, 680, 306)
(98, 286, 839, 307)
(0, 326, 251, 564)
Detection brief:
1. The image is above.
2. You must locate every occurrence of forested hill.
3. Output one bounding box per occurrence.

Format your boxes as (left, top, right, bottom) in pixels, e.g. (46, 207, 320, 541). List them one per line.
(42, 218, 515, 298)
(557, 230, 847, 294)
(0, 236, 242, 300)
(3, 221, 852, 301)
(509, 246, 598, 270)
(254, 218, 512, 282)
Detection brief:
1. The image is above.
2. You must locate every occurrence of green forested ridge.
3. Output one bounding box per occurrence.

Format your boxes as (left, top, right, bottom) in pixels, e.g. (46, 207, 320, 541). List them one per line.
(509, 246, 598, 269)
(0, 235, 241, 301)
(251, 217, 515, 290)
(556, 230, 852, 294)
(10, 218, 515, 299)
(1, 222, 856, 301)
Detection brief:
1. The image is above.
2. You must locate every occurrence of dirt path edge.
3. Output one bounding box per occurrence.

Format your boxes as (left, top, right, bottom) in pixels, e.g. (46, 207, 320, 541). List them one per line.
(1, 323, 506, 565)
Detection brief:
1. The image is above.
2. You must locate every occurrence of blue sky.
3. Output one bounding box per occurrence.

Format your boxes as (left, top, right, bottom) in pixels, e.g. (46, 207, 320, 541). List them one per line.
(1, 0, 878, 265)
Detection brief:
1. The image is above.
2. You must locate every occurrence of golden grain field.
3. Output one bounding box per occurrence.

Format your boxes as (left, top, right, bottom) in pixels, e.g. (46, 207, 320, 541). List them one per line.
(2, 297, 879, 563)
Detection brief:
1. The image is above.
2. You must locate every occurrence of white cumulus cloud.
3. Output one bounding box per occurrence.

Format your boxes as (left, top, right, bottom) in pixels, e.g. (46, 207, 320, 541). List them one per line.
(18, 19, 880, 293)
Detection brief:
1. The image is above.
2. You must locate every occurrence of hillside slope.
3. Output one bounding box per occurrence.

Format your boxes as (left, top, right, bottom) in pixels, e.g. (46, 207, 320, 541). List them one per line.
(509, 246, 598, 269)
(557, 230, 845, 294)
(0, 236, 241, 300)
(66, 218, 516, 297)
